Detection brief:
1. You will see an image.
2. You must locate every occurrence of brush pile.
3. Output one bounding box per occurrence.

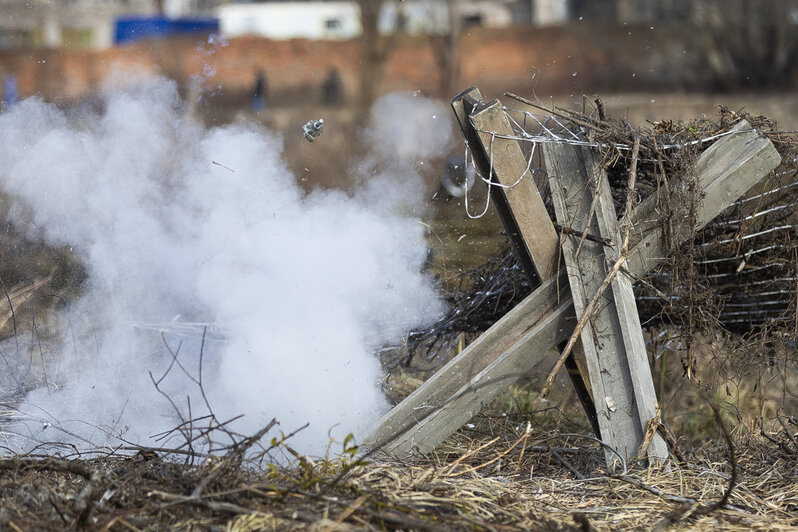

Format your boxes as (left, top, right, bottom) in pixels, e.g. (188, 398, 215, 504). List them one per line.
(389, 104, 798, 376)
(1, 408, 797, 531)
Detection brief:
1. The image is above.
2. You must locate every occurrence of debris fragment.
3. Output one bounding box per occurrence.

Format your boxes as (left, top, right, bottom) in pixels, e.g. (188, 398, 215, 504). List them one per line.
(302, 119, 324, 142)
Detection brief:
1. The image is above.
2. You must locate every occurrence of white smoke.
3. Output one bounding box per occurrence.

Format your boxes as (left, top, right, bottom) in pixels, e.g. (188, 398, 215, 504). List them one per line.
(0, 77, 450, 457)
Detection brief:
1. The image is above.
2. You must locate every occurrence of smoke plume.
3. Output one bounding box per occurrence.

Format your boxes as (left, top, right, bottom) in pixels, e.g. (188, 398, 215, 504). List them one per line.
(0, 76, 450, 457)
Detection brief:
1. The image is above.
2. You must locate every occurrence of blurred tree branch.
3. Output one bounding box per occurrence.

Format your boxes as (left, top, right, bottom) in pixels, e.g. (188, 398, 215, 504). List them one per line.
(429, 0, 462, 99)
(692, 0, 798, 89)
(355, 1, 464, 119)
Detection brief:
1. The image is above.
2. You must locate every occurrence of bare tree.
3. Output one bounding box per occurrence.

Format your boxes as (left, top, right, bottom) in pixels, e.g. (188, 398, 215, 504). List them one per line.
(355, 0, 397, 121)
(692, 0, 798, 89)
(429, 0, 462, 99)
(354, 1, 464, 115)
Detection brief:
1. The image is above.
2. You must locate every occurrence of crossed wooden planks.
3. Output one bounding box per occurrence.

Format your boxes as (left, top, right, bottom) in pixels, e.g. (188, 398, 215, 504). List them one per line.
(365, 93, 781, 461)
(364, 87, 575, 451)
(545, 141, 667, 464)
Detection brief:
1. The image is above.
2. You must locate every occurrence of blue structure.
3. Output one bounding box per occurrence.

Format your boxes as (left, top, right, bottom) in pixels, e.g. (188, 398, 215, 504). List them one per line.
(115, 17, 220, 45)
(3, 75, 17, 107)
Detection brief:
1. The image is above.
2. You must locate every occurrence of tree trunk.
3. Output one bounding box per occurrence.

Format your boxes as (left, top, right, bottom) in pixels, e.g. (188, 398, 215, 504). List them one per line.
(692, 0, 798, 89)
(356, 0, 388, 122)
(431, 0, 462, 99)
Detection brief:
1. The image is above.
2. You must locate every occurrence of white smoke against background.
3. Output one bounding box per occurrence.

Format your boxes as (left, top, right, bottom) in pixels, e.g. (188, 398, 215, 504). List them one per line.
(0, 77, 450, 457)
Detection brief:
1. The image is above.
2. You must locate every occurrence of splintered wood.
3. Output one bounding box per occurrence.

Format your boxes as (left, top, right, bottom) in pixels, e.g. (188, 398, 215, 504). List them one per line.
(365, 87, 781, 468)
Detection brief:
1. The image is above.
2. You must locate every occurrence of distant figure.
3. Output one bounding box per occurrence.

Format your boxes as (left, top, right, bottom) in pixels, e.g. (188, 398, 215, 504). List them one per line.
(321, 67, 342, 106)
(251, 69, 267, 113)
(3, 75, 17, 108)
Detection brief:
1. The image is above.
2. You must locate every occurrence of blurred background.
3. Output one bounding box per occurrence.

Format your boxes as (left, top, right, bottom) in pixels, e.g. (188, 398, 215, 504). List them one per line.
(4, 0, 798, 324)
(2, 0, 797, 285)
(3, 0, 798, 190)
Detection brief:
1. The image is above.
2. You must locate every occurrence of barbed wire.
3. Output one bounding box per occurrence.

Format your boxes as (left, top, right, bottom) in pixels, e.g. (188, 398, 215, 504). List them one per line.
(459, 105, 759, 220)
(386, 103, 798, 373)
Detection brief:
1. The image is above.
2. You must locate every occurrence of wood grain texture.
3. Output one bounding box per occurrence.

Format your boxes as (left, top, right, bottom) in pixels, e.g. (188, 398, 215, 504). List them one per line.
(371, 118, 780, 458)
(545, 141, 667, 465)
(468, 100, 560, 280)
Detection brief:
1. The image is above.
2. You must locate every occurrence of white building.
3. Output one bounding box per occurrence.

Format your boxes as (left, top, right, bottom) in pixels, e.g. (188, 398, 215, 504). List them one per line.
(0, 0, 132, 49)
(0, 0, 573, 49)
(217, 0, 525, 41)
(218, 2, 362, 40)
(0, 0, 220, 49)
(532, 0, 568, 26)
(163, 0, 226, 17)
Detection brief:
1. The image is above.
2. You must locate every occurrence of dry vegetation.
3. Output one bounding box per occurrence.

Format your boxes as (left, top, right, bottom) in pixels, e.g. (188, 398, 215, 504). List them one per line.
(3, 104, 798, 530)
(1, 401, 798, 531)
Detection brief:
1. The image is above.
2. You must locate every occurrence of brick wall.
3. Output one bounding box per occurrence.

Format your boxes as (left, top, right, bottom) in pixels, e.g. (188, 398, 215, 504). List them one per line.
(0, 24, 693, 104)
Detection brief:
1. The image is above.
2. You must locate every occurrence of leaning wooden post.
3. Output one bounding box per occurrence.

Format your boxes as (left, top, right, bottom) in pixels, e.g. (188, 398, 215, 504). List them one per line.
(544, 141, 668, 465)
(452, 87, 557, 282)
(369, 119, 780, 458)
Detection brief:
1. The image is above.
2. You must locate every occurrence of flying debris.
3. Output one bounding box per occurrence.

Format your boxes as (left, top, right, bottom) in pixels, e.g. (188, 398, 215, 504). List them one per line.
(440, 155, 476, 198)
(302, 118, 324, 142)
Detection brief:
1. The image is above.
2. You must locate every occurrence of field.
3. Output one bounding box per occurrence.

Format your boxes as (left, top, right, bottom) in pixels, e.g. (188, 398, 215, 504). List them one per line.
(1, 376, 797, 530)
(2, 90, 798, 530)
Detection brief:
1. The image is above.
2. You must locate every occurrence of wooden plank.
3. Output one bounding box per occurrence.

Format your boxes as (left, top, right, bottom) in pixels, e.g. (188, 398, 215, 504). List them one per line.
(450, 87, 539, 283)
(545, 143, 619, 464)
(364, 270, 566, 450)
(591, 158, 669, 464)
(467, 99, 559, 280)
(625, 120, 782, 275)
(377, 121, 780, 457)
(545, 142, 667, 465)
(386, 299, 576, 456)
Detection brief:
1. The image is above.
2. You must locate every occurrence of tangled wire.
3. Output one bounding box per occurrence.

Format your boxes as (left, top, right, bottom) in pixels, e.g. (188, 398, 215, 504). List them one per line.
(384, 101, 798, 380)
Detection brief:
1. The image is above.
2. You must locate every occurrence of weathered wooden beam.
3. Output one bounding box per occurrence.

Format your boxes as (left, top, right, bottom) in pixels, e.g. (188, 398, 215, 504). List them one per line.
(373, 120, 780, 457)
(625, 120, 779, 275)
(545, 142, 668, 465)
(365, 270, 567, 450)
(385, 298, 576, 457)
(450, 87, 540, 283)
(467, 98, 560, 280)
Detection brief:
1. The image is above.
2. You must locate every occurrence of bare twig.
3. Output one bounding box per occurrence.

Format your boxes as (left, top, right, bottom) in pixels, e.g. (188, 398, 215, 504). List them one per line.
(148, 489, 259, 515)
(553, 221, 613, 246)
(551, 448, 585, 480)
(504, 92, 604, 133)
(636, 403, 663, 462)
(191, 418, 278, 498)
(694, 402, 738, 517)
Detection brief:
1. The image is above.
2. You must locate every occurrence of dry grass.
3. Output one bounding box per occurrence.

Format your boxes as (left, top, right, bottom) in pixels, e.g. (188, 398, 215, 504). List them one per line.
(1, 412, 797, 531)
